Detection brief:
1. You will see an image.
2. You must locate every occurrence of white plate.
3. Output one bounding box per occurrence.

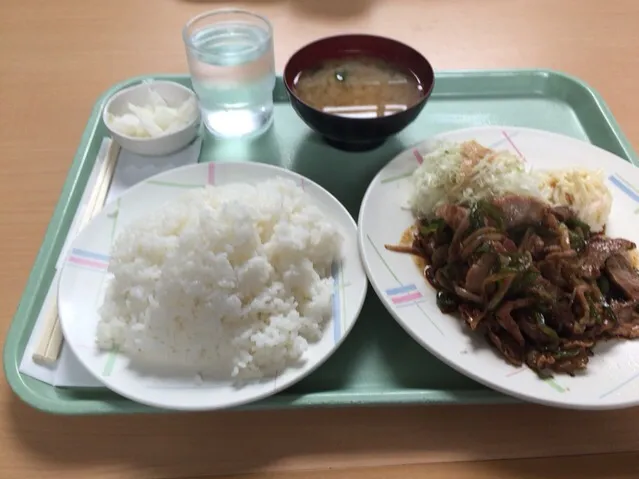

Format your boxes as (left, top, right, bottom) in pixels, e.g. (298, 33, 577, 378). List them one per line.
(358, 126, 639, 410)
(58, 162, 367, 411)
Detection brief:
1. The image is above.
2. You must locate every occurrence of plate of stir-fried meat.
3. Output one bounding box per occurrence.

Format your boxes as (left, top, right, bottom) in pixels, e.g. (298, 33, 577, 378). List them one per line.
(359, 126, 639, 409)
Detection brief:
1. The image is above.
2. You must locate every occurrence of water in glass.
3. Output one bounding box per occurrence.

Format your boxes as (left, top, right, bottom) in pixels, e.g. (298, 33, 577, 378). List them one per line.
(184, 10, 275, 139)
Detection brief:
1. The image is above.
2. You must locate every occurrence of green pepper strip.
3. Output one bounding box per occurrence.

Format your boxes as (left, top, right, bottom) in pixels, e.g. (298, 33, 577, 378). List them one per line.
(597, 276, 610, 296)
(419, 218, 445, 235)
(511, 270, 539, 293)
(566, 217, 591, 235)
(470, 200, 504, 231)
(586, 294, 602, 324)
(533, 311, 560, 341)
(568, 230, 586, 252)
(553, 349, 581, 359)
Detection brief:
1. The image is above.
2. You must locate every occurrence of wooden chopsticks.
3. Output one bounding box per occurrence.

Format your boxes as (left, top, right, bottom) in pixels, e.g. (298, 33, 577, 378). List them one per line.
(32, 140, 121, 365)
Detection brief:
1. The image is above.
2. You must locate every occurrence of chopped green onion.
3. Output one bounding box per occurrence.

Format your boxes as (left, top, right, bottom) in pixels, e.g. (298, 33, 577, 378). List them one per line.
(335, 69, 347, 82)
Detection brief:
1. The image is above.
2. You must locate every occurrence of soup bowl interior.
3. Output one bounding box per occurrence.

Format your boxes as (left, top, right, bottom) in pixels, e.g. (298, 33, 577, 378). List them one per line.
(284, 34, 435, 151)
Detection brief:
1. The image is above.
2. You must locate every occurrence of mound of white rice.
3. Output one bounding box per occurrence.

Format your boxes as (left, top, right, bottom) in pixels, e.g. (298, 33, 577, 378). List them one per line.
(409, 140, 541, 218)
(96, 178, 343, 379)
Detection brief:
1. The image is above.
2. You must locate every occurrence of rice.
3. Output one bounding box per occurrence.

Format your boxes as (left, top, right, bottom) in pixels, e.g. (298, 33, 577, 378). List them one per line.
(538, 168, 612, 232)
(409, 140, 541, 218)
(96, 178, 343, 379)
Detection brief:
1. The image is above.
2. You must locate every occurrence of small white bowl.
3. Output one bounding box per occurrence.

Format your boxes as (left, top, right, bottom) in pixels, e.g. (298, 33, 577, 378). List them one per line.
(103, 81, 200, 156)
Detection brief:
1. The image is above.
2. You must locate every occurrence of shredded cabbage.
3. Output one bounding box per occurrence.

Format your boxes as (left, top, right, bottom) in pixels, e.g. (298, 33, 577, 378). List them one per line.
(409, 140, 541, 218)
(408, 140, 613, 232)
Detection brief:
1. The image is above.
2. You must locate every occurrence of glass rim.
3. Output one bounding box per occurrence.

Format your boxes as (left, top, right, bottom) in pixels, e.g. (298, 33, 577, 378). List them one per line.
(182, 8, 273, 53)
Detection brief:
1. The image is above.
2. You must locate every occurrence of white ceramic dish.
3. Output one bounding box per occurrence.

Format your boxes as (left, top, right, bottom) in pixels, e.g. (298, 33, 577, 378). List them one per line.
(103, 81, 200, 156)
(58, 162, 368, 411)
(359, 125, 639, 410)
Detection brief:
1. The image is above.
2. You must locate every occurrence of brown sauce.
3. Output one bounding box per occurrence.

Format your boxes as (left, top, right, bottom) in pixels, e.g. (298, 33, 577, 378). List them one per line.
(400, 223, 432, 279)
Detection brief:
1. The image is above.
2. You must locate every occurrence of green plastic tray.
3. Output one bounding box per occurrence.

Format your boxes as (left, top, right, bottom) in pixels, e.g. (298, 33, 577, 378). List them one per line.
(5, 70, 638, 414)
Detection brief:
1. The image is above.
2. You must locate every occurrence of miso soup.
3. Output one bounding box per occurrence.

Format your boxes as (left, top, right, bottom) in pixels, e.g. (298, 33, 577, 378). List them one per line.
(293, 56, 424, 119)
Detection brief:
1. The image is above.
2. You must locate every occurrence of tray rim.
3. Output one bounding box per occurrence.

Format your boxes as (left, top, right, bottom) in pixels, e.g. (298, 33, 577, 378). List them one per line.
(4, 68, 637, 414)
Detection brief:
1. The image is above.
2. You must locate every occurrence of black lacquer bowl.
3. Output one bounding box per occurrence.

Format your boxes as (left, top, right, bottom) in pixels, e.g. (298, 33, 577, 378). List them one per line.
(284, 34, 435, 151)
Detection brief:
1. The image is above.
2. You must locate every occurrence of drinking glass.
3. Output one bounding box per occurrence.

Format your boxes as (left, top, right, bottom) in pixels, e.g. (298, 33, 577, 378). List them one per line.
(183, 9, 276, 139)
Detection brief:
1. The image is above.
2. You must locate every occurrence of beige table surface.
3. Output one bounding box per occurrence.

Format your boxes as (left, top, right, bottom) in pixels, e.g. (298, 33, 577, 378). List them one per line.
(3, 0, 639, 478)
